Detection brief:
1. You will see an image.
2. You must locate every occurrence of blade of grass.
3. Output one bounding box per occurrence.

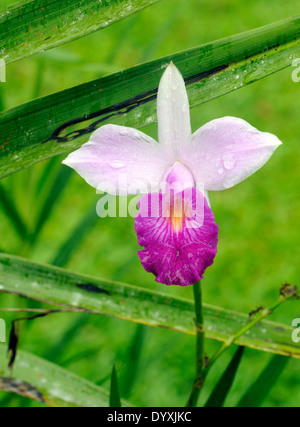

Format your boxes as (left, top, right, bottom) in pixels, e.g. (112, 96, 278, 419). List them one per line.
(110, 365, 122, 407)
(0, 253, 299, 358)
(0, 0, 162, 64)
(30, 166, 73, 243)
(44, 314, 90, 363)
(204, 347, 245, 407)
(97, 364, 124, 387)
(61, 347, 107, 370)
(51, 202, 98, 267)
(0, 345, 132, 407)
(0, 15, 300, 180)
(34, 157, 60, 198)
(121, 324, 147, 398)
(236, 354, 289, 407)
(0, 183, 28, 239)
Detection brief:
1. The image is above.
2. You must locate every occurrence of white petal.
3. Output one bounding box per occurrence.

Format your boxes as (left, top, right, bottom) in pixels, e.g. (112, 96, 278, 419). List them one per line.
(62, 125, 171, 195)
(157, 63, 191, 156)
(180, 116, 282, 191)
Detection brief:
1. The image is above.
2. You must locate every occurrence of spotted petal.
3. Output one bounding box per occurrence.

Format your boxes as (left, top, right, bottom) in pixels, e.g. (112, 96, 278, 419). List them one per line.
(180, 116, 282, 191)
(63, 124, 171, 195)
(135, 188, 218, 286)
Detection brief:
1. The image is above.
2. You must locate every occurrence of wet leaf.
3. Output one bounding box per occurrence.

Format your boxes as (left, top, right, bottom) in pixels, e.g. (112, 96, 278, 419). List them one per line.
(0, 346, 133, 407)
(236, 355, 289, 407)
(110, 365, 122, 407)
(205, 347, 245, 407)
(0, 0, 162, 64)
(0, 253, 298, 358)
(0, 15, 300, 180)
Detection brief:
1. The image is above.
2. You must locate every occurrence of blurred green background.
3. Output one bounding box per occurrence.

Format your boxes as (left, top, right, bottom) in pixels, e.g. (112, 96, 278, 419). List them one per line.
(0, 0, 299, 407)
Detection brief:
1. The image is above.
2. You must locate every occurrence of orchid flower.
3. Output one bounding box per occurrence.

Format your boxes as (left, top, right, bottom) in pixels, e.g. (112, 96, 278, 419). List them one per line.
(63, 63, 282, 286)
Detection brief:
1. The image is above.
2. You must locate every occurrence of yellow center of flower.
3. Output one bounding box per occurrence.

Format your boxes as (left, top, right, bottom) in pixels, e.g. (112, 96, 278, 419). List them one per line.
(168, 195, 191, 233)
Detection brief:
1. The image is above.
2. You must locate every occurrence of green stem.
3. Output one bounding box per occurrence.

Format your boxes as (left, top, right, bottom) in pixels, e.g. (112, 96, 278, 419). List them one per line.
(186, 281, 205, 407)
(185, 285, 298, 407)
(204, 291, 296, 377)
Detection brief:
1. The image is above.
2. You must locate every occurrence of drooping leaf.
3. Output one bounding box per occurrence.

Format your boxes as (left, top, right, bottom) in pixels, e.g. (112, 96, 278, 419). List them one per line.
(236, 355, 289, 407)
(110, 365, 122, 407)
(0, 0, 162, 64)
(0, 345, 132, 407)
(0, 254, 299, 358)
(205, 346, 245, 407)
(7, 322, 19, 371)
(0, 15, 300, 180)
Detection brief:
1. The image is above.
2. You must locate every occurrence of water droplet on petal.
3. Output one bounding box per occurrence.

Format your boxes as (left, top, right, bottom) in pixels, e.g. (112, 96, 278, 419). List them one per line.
(110, 161, 126, 169)
(222, 152, 236, 170)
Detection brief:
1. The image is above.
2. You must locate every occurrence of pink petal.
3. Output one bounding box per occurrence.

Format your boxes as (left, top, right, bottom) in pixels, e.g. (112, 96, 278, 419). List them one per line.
(157, 63, 191, 157)
(180, 117, 282, 191)
(161, 161, 195, 193)
(62, 125, 171, 195)
(135, 188, 218, 286)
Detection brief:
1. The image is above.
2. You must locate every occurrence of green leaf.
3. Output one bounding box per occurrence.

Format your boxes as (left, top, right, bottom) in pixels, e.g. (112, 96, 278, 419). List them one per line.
(0, 253, 299, 358)
(0, 183, 28, 239)
(0, 0, 162, 65)
(121, 324, 146, 398)
(44, 314, 90, 363)
(51, 202, 98, 267)
(0, 15, 300, 180)
(31, 166, 73, 243)
(205, 346, 245, 407)
(0, 345, 132, 407)
(0, 86, 4, 112)
(34, 157, 60, 199)
(236, 355, 289, 407)
(110, 365, 122, 407)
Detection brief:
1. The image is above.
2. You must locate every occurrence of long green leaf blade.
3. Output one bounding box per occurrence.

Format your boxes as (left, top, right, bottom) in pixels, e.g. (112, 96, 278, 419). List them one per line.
(121, 324, 146, 398)
(31, 166, 73, 243)
(236, 355, 289, 407)
(0, 183, 28, 239)
(0, 0, 162, 64)
(110, 365, 122, 407)
(51, 202, 98, 267)
(205, 347, 245, 407)
(0, 254, 298, 358)
(0, 345, 132, 407)
(0, 15, 299, 180)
